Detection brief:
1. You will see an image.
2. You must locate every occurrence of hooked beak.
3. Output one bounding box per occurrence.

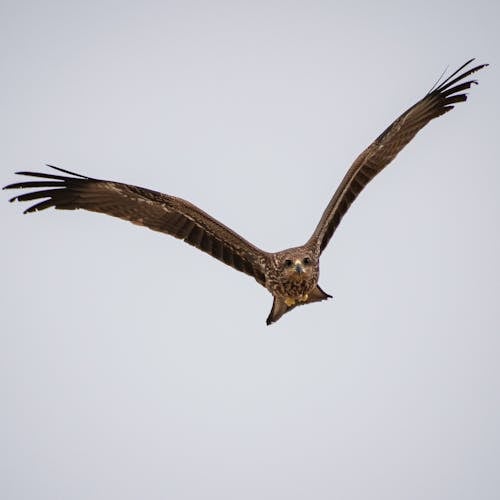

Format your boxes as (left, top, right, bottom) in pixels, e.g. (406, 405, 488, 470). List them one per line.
(294, 260, 304, 274)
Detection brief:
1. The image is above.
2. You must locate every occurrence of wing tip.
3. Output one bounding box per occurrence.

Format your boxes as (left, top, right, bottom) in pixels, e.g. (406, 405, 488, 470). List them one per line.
(45, 164, 89, 178)
(6, 193, 40, 214)
(435, 59, 488, 94)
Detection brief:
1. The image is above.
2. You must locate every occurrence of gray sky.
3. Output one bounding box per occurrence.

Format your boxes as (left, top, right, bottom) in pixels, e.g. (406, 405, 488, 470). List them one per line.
(1, 1, 499, 499)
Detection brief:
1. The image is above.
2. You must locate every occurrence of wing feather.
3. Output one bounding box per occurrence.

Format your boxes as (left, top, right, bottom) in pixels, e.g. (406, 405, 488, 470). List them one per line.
(309, 59, 487, 254)
(4, 166, 269, 285)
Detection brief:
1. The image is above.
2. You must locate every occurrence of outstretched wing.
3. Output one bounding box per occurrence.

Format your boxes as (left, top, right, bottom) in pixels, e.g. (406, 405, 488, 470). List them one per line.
(4, 166, 269, 285)
(308, 59, 487, 254)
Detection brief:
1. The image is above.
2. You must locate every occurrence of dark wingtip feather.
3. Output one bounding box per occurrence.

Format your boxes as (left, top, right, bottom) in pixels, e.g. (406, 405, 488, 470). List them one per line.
(46, 164, 91, 178)
(4, 165, 96, 196)
(23, 199, 55, 213)
(428, 59, 487, 95)
(8, 170, 73, 182)
(435, 61, 488, 95)
(5, 180, 64, 190)
(13, 188, 61, 203)
(4, 165, 95, 214)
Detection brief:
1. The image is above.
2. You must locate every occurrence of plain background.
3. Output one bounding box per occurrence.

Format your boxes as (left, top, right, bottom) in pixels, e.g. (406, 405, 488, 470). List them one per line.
(1, 1, 499, 499)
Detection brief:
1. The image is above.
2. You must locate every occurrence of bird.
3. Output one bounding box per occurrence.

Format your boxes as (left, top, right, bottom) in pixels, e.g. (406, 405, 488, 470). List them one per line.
(4, 59, 487, 325)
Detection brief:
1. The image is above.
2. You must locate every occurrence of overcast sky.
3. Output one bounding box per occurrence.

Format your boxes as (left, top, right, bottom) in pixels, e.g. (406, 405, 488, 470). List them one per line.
(1, 1, 499, 499)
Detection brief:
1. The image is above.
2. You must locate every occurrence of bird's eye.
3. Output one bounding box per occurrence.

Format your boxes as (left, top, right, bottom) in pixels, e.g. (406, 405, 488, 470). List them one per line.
(303, 257, 311, 265)
(284, 259, 293, 268)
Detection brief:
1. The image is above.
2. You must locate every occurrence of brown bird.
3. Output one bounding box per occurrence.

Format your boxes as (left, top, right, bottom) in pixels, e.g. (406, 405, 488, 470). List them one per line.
(4, 60, 487, 324)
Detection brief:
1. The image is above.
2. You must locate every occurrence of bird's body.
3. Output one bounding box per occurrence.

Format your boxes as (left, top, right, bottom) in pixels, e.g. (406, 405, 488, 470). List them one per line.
(263, 249, 328, 324)
(4, 60, 487, 324)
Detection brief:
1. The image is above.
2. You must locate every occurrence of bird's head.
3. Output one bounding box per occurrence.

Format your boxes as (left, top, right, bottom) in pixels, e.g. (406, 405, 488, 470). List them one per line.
(276, 249, 317, 282)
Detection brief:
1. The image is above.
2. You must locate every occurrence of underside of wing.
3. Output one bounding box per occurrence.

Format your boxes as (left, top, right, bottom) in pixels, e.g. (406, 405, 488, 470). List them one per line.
(4, 165, 269, 285)
(309, 59, 487, 254)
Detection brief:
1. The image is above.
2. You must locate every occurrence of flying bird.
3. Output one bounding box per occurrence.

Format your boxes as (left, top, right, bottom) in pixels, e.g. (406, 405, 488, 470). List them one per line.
(4, 60, 487, 324)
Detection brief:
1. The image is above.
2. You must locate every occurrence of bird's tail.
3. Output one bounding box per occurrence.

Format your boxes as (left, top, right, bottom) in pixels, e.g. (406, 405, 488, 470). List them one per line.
(266, 285, 332, 325)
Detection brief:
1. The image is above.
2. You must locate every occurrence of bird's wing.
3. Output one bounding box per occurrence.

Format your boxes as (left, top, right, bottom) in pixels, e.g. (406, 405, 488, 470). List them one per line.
(308, 59, 487, 254)
(4, 166, 269, 285)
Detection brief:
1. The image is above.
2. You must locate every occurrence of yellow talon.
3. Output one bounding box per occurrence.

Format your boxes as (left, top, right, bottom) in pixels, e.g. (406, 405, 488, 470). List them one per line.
(285, 294, 308, 307)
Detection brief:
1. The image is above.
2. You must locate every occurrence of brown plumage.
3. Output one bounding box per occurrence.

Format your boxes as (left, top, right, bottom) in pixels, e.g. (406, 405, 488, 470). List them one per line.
(4, 59, 487, 324)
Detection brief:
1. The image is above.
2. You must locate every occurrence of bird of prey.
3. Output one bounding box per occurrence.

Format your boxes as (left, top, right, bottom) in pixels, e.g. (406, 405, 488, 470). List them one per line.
(4, 60, 487, 325)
